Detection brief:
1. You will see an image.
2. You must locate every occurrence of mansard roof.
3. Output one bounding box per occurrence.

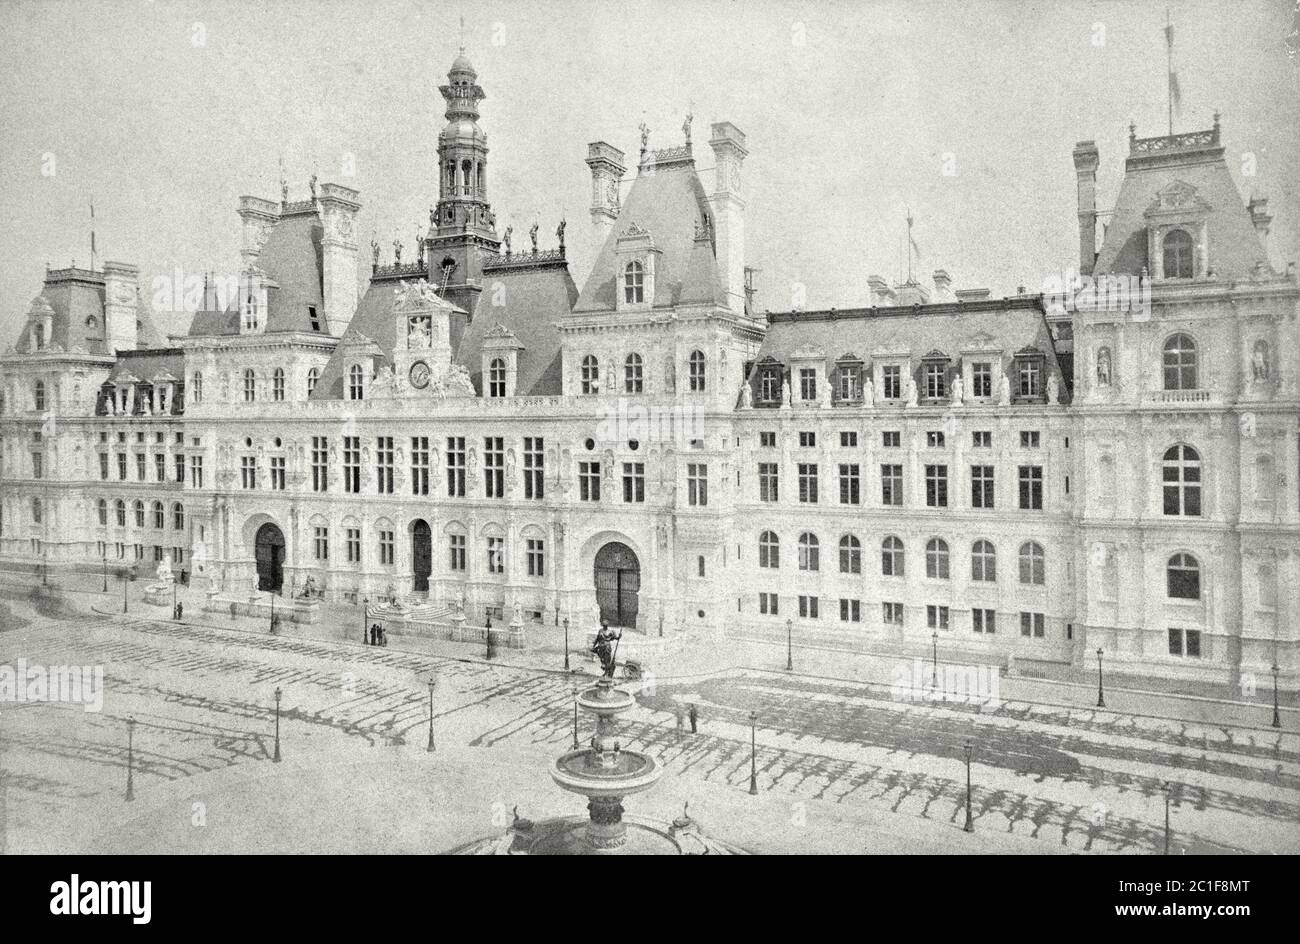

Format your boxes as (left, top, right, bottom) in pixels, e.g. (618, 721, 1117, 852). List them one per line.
(14, 268, 164, 354)
(574, 157, 725, 312)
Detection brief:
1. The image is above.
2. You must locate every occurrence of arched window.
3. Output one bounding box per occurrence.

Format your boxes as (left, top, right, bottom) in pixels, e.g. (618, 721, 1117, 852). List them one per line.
(624, 261, 645, 304)
(115, 499, 126, 527)
(1163, 229, 1194, 279)
(758, 530, 780, 569)
(925, 538, 950, 579)
(881, 536, 904, 576)
(243, 369, 256, 403)
(971, 540, 997, 582)
(688, 350, 706, 392)
(1018, 541, 1046, 585)
(97, 498, 107, 526)
(580, 355, 599, 394)
(152, 501, 164, 529)
(1162, 334, 1198, 390)
(273, 368, 285, 401)
(172, 502, 184, 531)
(839, 535, 861, 574)
(798, 532, 820, 571)
(624, 353, 643, 393)
(487, 358, 507, 398)
(1167, 553, 1201, 599)
(348, 364, 364, 401)
(133, 500, 145, 528)
(306, 367, 319, 397)
(34, 380, 46, 412)
(192, 371, 203, 403)
(1162, 445, 1202, 516)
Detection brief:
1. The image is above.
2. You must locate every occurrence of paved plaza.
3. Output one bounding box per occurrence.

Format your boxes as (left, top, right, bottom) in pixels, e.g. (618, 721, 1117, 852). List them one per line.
(1, 583, 1295, 855)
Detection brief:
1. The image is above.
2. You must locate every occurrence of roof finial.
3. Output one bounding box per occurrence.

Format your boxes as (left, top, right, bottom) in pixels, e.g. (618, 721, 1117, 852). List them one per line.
(459, 14, 465, 54)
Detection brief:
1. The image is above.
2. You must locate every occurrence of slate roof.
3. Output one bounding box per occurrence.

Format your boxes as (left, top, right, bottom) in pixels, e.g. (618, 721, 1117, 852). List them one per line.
(97, 348, 187, 415)
(14, 269, 165, 355)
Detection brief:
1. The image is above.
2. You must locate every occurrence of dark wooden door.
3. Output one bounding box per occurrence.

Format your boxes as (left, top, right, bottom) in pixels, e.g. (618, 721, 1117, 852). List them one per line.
(411, 520, 432, 592)
(594, 542, 639, 627)
(255, 523, 285, 592)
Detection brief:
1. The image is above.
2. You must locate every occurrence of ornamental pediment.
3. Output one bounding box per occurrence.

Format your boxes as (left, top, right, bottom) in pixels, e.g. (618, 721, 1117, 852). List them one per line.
(1145, 181, 1211, 218)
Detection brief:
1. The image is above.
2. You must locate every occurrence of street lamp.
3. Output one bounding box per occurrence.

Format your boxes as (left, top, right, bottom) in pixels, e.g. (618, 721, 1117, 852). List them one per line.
(963, 742, 974, 833)
(931, 632, 939, 689)
(269, 589, 275, 634)
(125, 716, 137, 801)
(121, 568, 129, 614)
(102, 552, 108, 593)
(1272, 664, 1281, 729)
(748, 711, 758, 795)
(172, 575, 178, 620)
(571, 684, 580, 750)
(785, 618, 793, 672)
(1096, 648, 1105, 708)
(1162, 781, 1171, 855)
(42, 549, 48, 587)
(563, 617, 571, 671)
(273, 687, 282, 763)
(426, 677, 436, 753)
(361, 597, 368, 644)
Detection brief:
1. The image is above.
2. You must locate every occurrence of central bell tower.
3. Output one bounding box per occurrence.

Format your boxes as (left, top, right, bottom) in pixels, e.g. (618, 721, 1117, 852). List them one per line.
(427, 49, 500, 317)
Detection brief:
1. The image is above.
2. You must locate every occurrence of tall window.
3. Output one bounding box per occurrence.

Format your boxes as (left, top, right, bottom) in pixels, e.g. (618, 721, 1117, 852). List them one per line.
(190, 455, 204, 488)
(378, 530, 394, 566)
(622, 462, 645, 503)
(411, 437, 429, 495)
(446, 437, 466, 497)
(759, 366, 780, 403)
(243, 369, 256, 402)
(343, 436, 360, 494)
(687, 463, 708, 506)
(115, 499, 126, 527)
(348, 364, 364, 400)
(486, 537, 504, 574)
(448, 534, 466, 571)
(306, 367, 319, 397)
(580, 355, 599, 394)
(32, 498, 42, 525)
(1018, 465, 1043, 510)
(311, 437, 329, 492)
(1167, 553, 1201, 599)
(1163, 229, 1194, 279)
(797, 533, 820, 571)
(172, 503, 184, 530)
(1162, 334, 1198, 390)
(759, 531, 780, 569)
(523, 437, 544, 499)
(270, 456, 285, 490)
(1017, 360, 1041, 398)
(487, 358, 506, 398)
(624, 354, 643, 393)
(758, 463, 779, 502)
(624, 261, 644, 303)
(838, 464, 860, 505)
(925, 538, 950, 579)
(881, 365, 901, 400)
(971, 465, 995, 508)
(799, 368, 816, 402)
(925, 464, 948, 507)
(97, 499, 108, 526)
(881, 464, 903, 506)
(924, 362, 946, 399)
(241, 456, 257, 489)
(971, 540, 997, 582)
(152, 501, 164, 529)
(134, 500, 145, 528)
(192, 372, 203, 403)
(797, 463, 818, 503)
(837, 363, 860, 402)
(273, 368, 285, 401)
(971, 362, 992, 398)
(483, 437, 504, 498)
(527, 538, 545, 577)
(1162, 445, 1202, 516)
(376, 437, 394, 494)
(881, 536, 904, 576)
(688, 350, 706, 392)
(1018, 541, 1045, 585)
(34, 381, 45, 411)
(579, 461, 601, 501)
(345, 527, 362, 564)
(839, 535, 861, 574)
(313, 526, 329, 561)
(1020, 612, 1045, 639)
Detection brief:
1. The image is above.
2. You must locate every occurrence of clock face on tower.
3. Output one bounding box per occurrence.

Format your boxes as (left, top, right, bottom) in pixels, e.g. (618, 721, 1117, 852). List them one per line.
(409, 360, 431, 389)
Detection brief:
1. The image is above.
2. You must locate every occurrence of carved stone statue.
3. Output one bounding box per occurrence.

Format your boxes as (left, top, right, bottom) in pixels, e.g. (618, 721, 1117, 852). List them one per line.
(781, 376, 792, 409)
(819, 375, 832, 410)
(741, 381, 753, 409)
(950, 375, 964, 405)
(998, 373, 1012, 406)
(905, 377, 918, 407)
(309, 173, 318, 200)
(862, 375, 874, 407)
(529, 221, 539, 253)
(503, 225, 513, 255)
(683, 112, 693, 146)
(591, 623, 622, 679)
(1096, 347, 1112, 386)
(556, 218, 566, 250)
(1252, 340, 1270, 380)
(371, 237, 380, 268)
(392, 237, 402, 266)
(639, 121, 650, 155)
(1047, 374, 1060, 405)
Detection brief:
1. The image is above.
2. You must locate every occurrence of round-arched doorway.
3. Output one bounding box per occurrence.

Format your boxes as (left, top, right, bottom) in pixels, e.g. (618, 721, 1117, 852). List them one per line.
(594, 541, 640, 628)
(255, 522, 285, 592)
(410, 519, 432, 593)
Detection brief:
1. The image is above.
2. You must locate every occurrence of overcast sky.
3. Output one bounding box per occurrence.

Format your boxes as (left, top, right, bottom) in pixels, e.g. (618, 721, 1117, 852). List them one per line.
(1, 0, 1296, 344)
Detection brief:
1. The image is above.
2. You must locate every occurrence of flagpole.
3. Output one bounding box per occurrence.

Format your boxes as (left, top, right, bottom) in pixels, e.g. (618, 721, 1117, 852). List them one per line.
(1166, 8, 1173, 136)
(89, 197, 96, 272)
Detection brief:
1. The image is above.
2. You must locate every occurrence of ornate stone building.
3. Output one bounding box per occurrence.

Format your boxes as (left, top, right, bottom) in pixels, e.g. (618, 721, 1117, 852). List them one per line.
(1, 54, 1295, 688)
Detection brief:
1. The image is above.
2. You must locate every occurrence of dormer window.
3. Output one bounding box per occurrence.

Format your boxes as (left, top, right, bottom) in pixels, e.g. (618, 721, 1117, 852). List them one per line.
(348, 363, 365, 401)
(1162, 333, 1198, 390)
(758, 363, 781, 404)
(920, 351, 950, 401)
(1163, 230, 1194, 279)
(487, 357, 507, 398)
(835, 358, 862, 402)
(33, 324, 44, 350)
(1018, 360, 1040, 397)
(1011, 347, 1047, 402)
(624, 261, 644, 304)
(580, 355, 599, 394)
(1145, 182, 1210, 280)
(308, 305, 321, 332)
(798, 368, 817, 401)
(34, 380, 46, 411)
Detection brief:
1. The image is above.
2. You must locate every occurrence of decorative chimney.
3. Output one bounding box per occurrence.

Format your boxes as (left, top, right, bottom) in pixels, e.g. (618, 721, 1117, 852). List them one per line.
(1248, 195, 1272, 251)
(1072, 141, 1100, 275)
(102, 261, 139, 354)
(867, 275, 896, 307)
(318, 183, 361, 337)
(237, 196, 280, 267)
(932, 269, 953, 300)
(708, 122, 748, 313)
(585, 142, 626, 252)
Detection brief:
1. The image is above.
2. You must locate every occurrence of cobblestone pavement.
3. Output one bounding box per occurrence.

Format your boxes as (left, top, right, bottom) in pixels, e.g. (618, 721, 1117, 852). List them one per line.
(0, 601, 1296, 854)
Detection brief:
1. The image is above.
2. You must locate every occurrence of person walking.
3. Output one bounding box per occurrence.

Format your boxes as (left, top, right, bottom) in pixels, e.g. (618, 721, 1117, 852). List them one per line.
(688, 703, 698, 734)
(675, 704, 685, 738)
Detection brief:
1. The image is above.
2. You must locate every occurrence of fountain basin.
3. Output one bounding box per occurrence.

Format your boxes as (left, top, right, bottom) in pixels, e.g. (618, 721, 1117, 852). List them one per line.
(551, 749, 661, 798)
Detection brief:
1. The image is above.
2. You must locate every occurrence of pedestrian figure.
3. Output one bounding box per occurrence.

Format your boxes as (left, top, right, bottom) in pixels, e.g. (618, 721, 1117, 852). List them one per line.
(675, 704, 685, 738)
(688, 703, 698, 734)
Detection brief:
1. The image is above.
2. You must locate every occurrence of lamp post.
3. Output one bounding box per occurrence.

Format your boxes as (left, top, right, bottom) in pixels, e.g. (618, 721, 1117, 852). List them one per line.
(269, 589, 275, 634)
(571, 684, 580, 750)
(1096, 648, 1105, 708)
(361, 597, 368, 644)
(1162, 781, 1171, 855)
(102, 552, 108, 593)
(963, 742, 974, 833)
(563, 617, 570, 671)
(273, 686, 282, 763)
(121, 569, 129, 614)
(125, 716, 136, 801)
(748, 711, 758, 795)
(426, 677, 436, 753)
(172, 576, 178, 620)
(931, 632, 939, 689)
(42, 549, 48, 587)
(785, 618, 793, 672)
(1272, 664, 1281, 729)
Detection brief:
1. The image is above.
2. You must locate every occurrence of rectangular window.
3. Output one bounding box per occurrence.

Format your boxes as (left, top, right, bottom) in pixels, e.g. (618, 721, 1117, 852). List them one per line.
(175, 453, 185, 483)
(1018, 465, 1043, 510)
(972, 430, 992, 449)
(448, 534, 466, 571)
(839, 598, 861, 623)
(799, 368, 816, 402)
(925, 464, 948, 507)
(483, 436, 504, 498)
(1019, 430, 1041, 448)
(31, 452, 43, 479)
(972, 608, 996, 634)
(154, 452, 165, 483)
(379, 530, 394, 566)
(758, 463, 779, 503)
(797, 463, 818, 503)
(927, 604, 950, 630)
(881, 464, 903, 506)
(1168, 627, 1202, 658)
(839, 430, 857, 448)
(100, 453, 109, 480)
(926, 430, 945, 448)
(526, 538, 545, 577)
(136, 453, 146, 481)
(1020, 612, 1045, 638)
(313, 526, 329, 561)
(882, 365, 901, 400)
(759, 431, 776, 448)
(1018, 360, 1041, 398)
(924, 362, 946, 399)
(798, 594, 819, 619)
(579, 461, 601, 502)
(345, 527, 361, 564)
(312, 437, 329, 492)
(411, 436, 429, 496)
(687, 463, 708, 506)
(971, 362, 992, 398)
(446, 437, 465, 497)
(376, 436, 395, 495)
(758, 592, 779, 615)
(270, 456, 286, 490)
(799, 431, 816, 448)
(838, 463, 860, 505)
(486, 536, 504, 574)
(241, 456, 257, 489)
(523, 437, 544, 499)
(883, 602, 904, 626)
(343, 436, 361, 494)
(971, 465, 995, 509)
(622, 462, 645, 503)
(882, 430, 900, 448)
(118, 453, 127, 481)
(190, 455, 204, 488)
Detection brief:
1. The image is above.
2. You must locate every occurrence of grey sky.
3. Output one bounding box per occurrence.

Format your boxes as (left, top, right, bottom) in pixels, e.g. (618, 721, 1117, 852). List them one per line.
(1, 0, 1296, 343)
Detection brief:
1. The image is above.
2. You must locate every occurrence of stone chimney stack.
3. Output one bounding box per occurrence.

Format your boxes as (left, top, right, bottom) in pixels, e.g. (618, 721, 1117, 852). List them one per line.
(1248, 195, 1272, 252)
(585, 142, 626, 253)
(867, 274, 896, 307)
(317, 183, 361, 337)
(708, 122, 749, 313)
(102, 261, 139, 353)
(932, 269, 953, 300)
(1073, 141, 1100, 275)
(237, 196, 280, 267)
